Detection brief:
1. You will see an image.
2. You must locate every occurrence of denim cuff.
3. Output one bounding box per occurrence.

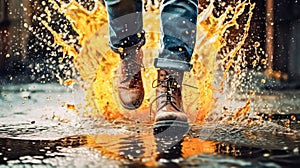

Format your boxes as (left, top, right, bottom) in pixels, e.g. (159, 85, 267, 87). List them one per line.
(154, 58, 193, 72)
(108, 31, 146, 57)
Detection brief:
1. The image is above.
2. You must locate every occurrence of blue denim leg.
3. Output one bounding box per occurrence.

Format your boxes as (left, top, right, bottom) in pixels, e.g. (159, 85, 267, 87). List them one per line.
(104, 0, 145, 54)
(154, 0, 198, 72)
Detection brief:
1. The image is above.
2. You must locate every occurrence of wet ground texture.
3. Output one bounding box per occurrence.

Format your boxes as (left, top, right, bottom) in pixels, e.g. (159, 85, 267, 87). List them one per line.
(1, 82, 300, 168)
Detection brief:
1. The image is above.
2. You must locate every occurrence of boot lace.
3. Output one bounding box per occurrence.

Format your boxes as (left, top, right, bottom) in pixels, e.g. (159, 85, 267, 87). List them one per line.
(150, 75, 181, 120)
(149, 75, 198, 121)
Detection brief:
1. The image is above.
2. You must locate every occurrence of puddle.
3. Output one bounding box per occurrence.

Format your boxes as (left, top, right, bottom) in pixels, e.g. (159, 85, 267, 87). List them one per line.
(1, 124, 300, 167)
(1, 84, 300, 167)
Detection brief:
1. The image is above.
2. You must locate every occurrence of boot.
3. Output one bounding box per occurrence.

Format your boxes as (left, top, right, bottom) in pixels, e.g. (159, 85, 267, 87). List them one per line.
(118, 49, 144, 110)
(154, 69, 188, 123)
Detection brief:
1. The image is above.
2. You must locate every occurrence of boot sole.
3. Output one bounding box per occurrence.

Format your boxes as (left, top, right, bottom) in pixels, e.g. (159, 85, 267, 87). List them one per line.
(153, 120, 190, 136)
(119, 100, 143, 110)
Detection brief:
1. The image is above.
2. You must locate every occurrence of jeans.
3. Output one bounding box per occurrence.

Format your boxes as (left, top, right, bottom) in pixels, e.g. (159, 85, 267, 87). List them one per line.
(104, 0, 198, 72)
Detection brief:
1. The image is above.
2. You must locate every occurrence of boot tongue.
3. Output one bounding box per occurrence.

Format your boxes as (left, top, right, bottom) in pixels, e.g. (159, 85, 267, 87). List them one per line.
(159, 69, 184, 86)
(155, 69, 183, 114)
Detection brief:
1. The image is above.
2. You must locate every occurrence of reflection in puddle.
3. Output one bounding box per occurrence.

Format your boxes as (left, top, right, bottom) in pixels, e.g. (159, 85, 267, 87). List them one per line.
(1, 125, 300, 167)
(0, 135, 85, 164)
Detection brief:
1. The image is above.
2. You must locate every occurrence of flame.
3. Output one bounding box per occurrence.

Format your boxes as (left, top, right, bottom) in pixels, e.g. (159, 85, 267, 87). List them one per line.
(43, 0, 255, 124)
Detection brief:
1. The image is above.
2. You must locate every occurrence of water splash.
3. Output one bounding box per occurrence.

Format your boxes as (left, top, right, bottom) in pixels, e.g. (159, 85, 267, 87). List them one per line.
(39, 0, 256, 124)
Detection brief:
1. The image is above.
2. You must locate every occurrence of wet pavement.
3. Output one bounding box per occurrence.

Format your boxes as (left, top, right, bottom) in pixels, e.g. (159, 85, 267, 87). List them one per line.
(1, 82, 300, 167)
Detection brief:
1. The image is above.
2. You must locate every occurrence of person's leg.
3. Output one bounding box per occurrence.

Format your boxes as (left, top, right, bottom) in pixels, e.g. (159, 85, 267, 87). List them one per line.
(155, 0, 198, 71)
(105, 0, 145, 110)
(105, 0, 145, 51)
(154, 0, 198, 125)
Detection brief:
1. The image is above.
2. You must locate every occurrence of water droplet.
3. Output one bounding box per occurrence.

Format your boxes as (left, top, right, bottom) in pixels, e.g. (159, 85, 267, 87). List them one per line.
(291, 115, 296, 121)
(293, 147, 299, 153)
(252, 60, 257, 67)
(261, 59, 267, 65)
(253, 41, 260, 48)
(118, 47, 124, 53)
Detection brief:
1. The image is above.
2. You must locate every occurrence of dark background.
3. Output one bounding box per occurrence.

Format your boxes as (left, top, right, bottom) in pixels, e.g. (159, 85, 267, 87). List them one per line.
(1, 0, 300, 84)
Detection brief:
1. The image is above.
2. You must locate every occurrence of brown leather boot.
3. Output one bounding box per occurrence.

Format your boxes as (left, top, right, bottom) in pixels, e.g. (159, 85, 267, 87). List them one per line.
(118, 49, 144, 110)
(154, 69, 188, 124)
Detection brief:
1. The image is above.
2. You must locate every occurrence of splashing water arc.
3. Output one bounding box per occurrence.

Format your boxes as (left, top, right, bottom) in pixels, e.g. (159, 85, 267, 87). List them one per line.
(44, 0, 255, 123)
